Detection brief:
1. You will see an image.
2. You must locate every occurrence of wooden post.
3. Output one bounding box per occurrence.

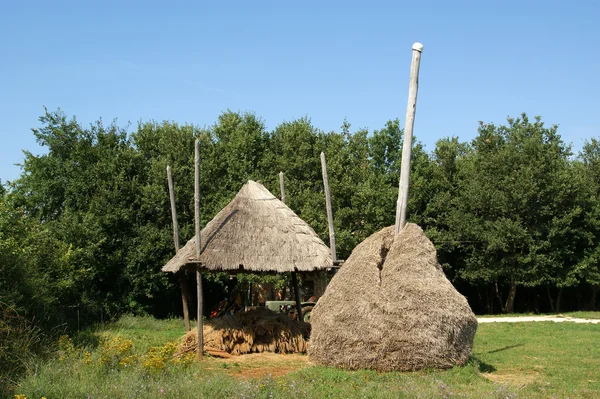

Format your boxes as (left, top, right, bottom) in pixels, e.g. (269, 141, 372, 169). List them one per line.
(246, 282, 253, 310)
(194, 139, 203, 358)
(279, 172, 303, 321)
(279, 171, 286, 204)
(167, 165, 190, 332)
(395, 42, 424, 237)
(320, 152, 337, 262)
(167, 166, 179, 253)
(291, 272, 304, 322)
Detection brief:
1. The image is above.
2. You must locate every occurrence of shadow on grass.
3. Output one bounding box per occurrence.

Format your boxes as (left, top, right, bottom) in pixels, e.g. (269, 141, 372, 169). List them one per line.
(72, 329, 101, 350)
(485, 344, 524, 354)
(469, 356, 497, 373)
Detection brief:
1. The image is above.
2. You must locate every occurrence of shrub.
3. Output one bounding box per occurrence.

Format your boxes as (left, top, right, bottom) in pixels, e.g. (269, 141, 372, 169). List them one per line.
(142, 342, 178, 374)
(98, 336, 136, 369)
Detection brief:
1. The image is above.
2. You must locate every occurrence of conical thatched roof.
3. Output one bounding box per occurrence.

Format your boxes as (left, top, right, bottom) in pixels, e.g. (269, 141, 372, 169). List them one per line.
(309, 223, 477, 371)
(162, 180, 333, 273)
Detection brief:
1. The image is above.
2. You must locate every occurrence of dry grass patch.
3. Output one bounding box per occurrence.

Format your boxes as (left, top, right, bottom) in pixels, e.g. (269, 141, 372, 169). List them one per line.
(482, 369, 539, 385)
(215, 353, 311, 379)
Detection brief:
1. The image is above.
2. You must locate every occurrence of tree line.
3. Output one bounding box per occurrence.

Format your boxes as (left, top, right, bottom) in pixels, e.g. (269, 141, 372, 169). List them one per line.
(2, 108, 600, 338)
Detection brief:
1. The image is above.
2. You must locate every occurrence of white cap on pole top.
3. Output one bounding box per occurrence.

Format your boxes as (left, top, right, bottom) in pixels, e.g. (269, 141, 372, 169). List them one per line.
(412, 42, 424, 52)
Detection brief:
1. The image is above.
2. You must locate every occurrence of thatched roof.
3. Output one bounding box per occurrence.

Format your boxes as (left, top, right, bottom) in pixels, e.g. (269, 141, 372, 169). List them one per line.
(309, 223, 477, 371)
(162, 180, 333, 273)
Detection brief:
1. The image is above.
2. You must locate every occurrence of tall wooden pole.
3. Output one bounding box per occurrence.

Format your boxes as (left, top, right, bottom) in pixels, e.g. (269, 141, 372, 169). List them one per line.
(291, 271, 304, 322)
(279, 171, 286, 204)
(167, 166, 190, 332)
(279, 172, 304, 321)
(320, 152, 337, 262)
(395, 42, 424, 237)
(194, 139, 203, 358)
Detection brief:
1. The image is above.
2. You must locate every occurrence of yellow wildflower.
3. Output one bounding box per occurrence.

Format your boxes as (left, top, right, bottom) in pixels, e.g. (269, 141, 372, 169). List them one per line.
(98, 336, 135, 368)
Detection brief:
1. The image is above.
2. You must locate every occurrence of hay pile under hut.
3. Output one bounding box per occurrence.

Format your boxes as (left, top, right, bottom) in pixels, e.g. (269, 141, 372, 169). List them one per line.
(309, 223, 478, 371)
(179, 308, 310, 356)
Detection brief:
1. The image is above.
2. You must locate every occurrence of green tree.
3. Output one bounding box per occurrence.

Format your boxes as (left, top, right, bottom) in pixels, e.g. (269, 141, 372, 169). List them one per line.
(449, 114, 584, 313)
(574, 139, 600, 309)
(11, 109, 152, 320)
(418, 138, 471, 287)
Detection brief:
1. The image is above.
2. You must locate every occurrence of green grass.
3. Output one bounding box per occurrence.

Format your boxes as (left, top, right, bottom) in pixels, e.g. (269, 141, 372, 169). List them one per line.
(562, 311, 600, 319)
(11, 316, 600, 399)
(474, 322, 599, 396)
(73, 314, 187, 353)
(477, 311, 600, 319)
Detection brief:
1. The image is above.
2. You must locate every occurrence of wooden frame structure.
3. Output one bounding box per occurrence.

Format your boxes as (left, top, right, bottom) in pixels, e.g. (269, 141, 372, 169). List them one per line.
(165, 146, 339, 357)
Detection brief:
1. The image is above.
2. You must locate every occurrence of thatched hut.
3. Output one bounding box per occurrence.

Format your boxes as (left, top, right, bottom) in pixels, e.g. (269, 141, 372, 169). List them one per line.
(309, 223, 477, 371)
(162, 180, 333, 274)
(163, 180, 334, 356)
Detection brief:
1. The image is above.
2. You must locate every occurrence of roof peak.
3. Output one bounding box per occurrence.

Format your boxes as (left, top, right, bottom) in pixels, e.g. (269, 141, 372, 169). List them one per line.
(162, 180, 333, 273)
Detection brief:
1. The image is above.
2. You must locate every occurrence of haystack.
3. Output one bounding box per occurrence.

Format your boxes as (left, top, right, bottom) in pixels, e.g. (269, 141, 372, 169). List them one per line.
(308, 223, 477, 371)
(179, 308, 310, 356)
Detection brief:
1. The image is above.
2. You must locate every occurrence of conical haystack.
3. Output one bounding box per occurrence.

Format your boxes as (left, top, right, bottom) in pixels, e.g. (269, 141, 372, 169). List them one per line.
(309, 223, 477, 371)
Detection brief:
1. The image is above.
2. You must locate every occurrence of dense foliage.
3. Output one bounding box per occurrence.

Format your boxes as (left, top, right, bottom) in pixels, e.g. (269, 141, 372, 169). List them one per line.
(1, 108, 600, 389)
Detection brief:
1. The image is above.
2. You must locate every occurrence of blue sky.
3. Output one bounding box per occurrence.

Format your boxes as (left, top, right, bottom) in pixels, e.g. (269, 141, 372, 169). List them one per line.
(1, 0, 598, 182)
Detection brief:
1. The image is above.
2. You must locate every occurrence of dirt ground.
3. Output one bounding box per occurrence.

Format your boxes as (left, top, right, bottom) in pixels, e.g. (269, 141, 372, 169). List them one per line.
(206, 352, 311, 379)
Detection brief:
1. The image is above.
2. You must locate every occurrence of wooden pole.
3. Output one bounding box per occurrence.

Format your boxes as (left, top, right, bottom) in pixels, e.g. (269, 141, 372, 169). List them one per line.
(167, 166, 180, 251)
(167, 165, 190, 332)
(279, 171, 286, 204)
(194, 139, 203, 358)
(320, 152, 337, 262)
(246, 282, 253, 310)
(278, 172, 304, 321)
(395, 42, 424, 237)
(291, 271, 304, 322)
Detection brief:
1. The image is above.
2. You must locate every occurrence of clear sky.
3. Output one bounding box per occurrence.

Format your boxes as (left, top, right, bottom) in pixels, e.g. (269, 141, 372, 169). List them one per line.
(1, 0, 598, 183)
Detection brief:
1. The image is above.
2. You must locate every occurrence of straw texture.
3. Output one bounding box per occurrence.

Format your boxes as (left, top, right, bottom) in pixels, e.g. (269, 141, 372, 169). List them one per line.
(308, 223, 477, 371)
(162, 180, 332, 273)
(178, 308, 311, 355)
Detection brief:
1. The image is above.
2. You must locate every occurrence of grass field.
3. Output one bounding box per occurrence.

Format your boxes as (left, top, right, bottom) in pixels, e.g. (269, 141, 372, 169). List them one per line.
(11, 314, 600, 399)
(478, 311, 600, 319)
(558, 311, 600, 319)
